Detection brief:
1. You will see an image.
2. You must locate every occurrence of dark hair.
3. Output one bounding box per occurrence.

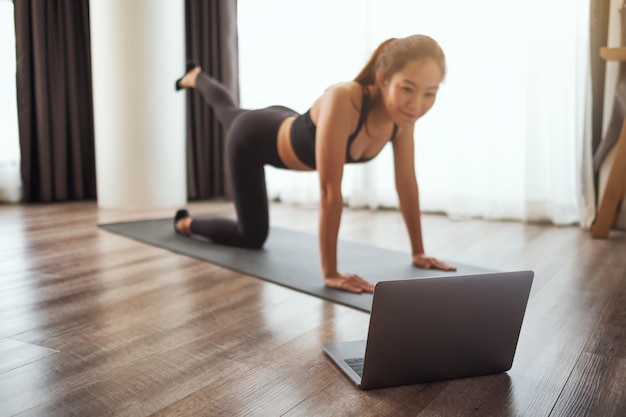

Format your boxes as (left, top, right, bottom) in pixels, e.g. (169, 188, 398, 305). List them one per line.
(354, 35, 446, 85)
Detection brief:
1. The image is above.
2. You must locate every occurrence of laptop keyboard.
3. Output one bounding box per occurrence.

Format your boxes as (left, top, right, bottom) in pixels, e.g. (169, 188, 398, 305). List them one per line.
(345, 358, 365, 377)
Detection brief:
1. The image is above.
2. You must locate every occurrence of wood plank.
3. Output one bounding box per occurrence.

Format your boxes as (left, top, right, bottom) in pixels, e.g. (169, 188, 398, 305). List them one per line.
(0, 338, 58, 375)
(549, 268, 626, 417)
(150, 308, 372, 417)
(7, 292, 358, 416)
(498, 245, 626, 416)
(592, 119, 626, 238)
(0, 202, 625, 416)
(600, 46, 626, 61)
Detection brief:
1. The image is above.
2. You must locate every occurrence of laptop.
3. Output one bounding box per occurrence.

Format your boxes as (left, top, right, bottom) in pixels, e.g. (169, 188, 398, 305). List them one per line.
(323, 270, 534, 390)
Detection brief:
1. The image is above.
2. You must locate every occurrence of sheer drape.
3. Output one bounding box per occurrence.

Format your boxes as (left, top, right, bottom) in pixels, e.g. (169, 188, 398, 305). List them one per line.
(14, 0, 96, 202)
(0, 1, 21, 203)
(239, 0, 593, 225)
(184, 0, 238, 200)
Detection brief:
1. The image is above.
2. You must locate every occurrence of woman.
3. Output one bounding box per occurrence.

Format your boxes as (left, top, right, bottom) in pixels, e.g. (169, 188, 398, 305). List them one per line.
(174, 34, 456, 294)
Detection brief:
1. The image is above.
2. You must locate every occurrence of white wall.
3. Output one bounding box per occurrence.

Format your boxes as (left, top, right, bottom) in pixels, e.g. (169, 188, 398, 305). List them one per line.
(90, 0, 187, 210)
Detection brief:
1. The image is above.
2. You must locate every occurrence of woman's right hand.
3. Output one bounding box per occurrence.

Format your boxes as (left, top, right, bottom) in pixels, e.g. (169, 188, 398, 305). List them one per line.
(324, 273, 375, 294)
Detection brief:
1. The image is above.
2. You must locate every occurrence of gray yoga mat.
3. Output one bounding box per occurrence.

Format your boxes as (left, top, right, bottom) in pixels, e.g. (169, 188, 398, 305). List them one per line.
(99, 216, 494, 312)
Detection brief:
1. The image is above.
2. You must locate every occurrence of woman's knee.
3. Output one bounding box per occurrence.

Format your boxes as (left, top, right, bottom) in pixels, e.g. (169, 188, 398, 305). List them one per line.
(241, 231, 267, 249)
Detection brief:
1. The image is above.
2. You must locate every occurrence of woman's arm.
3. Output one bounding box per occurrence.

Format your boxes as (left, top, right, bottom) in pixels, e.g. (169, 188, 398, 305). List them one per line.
(392, 127, 456, 271)
(314, 85, 375, 293)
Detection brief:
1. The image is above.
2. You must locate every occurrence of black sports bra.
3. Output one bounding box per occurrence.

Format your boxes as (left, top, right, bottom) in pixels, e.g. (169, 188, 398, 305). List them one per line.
(290, 86, 398, 169)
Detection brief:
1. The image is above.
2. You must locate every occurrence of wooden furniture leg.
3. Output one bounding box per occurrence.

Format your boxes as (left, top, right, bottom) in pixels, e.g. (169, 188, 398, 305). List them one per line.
(592, 119, 626, 238)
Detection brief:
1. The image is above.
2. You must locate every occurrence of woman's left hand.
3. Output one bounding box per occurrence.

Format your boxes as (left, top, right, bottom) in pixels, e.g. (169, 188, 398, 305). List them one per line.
(412, 254, 457, 271)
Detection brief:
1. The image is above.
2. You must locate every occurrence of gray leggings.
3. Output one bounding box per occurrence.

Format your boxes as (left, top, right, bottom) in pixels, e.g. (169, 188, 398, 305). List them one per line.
(190, 72, 298, 248)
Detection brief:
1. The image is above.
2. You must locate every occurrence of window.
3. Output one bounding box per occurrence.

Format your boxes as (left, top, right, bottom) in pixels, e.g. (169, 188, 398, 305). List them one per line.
(237, 0, 591, 225)
(0, 0, 21, 202)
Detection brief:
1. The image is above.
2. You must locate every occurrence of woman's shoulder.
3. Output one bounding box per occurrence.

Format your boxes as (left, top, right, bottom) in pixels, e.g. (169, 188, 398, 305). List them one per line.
(324, 81, 363, 98)
(319, 81, 364, 112)
(310, 81, 365, 123)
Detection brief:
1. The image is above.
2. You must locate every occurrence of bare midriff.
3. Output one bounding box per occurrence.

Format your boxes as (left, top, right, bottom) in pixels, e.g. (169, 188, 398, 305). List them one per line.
(276, 116, 313, 171)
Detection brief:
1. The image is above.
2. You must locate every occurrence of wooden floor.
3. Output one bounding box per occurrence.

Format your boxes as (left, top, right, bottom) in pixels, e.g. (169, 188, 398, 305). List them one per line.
(1, 201, 625, 417)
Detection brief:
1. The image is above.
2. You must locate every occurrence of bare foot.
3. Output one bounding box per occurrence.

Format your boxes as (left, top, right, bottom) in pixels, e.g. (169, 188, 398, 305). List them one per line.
(179, 67, 201, 89)
(175, 216, 192, 235)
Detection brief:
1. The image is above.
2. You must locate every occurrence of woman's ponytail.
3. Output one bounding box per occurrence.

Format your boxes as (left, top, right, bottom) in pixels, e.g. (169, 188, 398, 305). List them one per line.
(354, 38, 396, 85)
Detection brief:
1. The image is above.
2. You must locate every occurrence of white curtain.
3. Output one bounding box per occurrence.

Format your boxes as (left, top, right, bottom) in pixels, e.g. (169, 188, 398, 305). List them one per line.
(0, 0, 22, 203)
(238, 0, 594, 225)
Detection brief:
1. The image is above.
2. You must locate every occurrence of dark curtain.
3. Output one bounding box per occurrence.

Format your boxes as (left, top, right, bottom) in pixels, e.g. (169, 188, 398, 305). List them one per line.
(14, 0, 96, 202)
(590, 0, 611, 166)
(593, 1, 626, 172)
(184, 0, 239, 200)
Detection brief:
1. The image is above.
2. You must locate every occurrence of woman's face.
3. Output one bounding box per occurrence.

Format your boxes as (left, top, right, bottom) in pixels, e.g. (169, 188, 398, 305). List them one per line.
(378, 59, 443, 128)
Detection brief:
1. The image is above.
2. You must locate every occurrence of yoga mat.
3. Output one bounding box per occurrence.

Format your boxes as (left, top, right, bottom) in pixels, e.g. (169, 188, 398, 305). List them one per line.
(99, 216, 494, 312)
